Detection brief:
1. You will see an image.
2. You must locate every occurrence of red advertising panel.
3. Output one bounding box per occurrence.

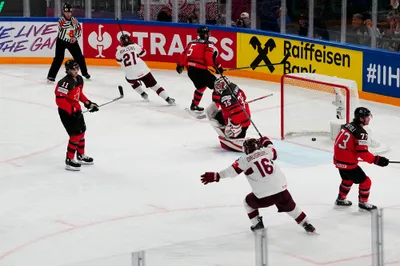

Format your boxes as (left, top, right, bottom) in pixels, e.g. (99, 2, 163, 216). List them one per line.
(82, 23, 236, 68)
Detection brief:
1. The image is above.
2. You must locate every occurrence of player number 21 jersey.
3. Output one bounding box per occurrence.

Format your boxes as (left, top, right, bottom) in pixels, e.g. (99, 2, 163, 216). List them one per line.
(116, 43, 150, 80)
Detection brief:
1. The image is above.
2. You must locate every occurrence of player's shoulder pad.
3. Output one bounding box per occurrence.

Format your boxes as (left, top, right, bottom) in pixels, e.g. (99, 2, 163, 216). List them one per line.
(57, 75, 74, 89)
(345, 122, 367, 139)
(77, 75, 84, 85)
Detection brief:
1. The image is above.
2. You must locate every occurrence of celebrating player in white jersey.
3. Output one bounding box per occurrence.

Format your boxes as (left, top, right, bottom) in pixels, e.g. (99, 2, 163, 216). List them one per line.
(201, 136, 316, 233)
(116, 34, 175, 105)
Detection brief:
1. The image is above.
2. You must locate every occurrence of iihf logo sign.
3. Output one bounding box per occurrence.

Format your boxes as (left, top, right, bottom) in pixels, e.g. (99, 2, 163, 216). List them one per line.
(88, 25, 112, 58)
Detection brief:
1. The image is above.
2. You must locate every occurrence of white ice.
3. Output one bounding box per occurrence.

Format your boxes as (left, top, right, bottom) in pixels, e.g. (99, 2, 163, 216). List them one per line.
(0, 65, 400, 266)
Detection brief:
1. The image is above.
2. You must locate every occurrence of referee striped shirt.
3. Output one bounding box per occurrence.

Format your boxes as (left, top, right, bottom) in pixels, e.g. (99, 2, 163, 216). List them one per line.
(57, 16, 82, 43)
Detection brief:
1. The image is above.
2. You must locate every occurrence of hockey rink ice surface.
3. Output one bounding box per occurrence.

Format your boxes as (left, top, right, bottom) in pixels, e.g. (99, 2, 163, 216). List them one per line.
(1, 65, 400, 266)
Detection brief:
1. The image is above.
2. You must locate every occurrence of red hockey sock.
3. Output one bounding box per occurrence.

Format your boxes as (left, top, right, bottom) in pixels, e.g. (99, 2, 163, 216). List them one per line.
(359, 177, 371, 202)
(339, 179, 353, 199)
(67, 135, 81, 159)
(77, 133, 85, 155)
(192, 87, 206, 106)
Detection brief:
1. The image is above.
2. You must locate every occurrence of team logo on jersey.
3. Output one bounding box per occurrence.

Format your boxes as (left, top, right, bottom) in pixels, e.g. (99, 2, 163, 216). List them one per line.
(88, 25, 112, 58)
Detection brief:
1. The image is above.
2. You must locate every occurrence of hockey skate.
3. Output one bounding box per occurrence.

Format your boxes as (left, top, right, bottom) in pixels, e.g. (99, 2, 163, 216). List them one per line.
(185, 102, 206, 119)
(65, 158, 81, 171)
(358, 201, 377, 212)
(84, 74, 91, 80)
(47, 77, 55, 83)
(77, 154, 94, 165)
(303, 222, 316, 234)
(250, 217, 264, 231)
(166, 97, 176, 106)
(334, 196, 352, 208)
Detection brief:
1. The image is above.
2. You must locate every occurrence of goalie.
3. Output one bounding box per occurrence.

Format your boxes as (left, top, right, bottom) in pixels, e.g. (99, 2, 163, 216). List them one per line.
(205, 77, 251, 152)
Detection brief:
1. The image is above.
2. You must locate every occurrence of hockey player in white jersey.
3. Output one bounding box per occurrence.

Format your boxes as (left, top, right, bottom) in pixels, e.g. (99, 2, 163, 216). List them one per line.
(116, 34, 175, 105)
(201, 136, 316, 233)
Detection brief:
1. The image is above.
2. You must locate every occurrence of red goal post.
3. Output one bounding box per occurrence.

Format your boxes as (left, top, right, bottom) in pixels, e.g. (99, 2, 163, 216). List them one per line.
(280, 73, 360, 140)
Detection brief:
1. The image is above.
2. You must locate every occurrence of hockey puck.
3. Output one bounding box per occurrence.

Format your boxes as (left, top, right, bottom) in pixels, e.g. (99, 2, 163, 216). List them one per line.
(312, 138, 316, 141)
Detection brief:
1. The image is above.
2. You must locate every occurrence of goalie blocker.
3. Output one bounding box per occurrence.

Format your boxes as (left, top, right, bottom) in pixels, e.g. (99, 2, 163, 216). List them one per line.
(205, 77, 251, 152)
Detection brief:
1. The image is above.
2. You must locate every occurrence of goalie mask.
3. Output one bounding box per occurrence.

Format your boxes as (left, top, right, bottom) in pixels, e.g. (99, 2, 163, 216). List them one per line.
(214, 77, 230, 94)
(243, 138, 259, 155)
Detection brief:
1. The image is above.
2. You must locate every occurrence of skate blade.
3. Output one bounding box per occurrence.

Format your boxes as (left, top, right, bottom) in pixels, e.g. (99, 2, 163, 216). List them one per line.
(358, 207, 376, 213)
(306, 231, 319, 235)
(78, 161, 94, 166)
(185, 108, 206, 119)
(65, 165, 81, 171)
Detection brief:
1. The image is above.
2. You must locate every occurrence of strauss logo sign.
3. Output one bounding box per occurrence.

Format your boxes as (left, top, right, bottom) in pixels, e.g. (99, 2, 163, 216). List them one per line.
(88, 25, 112, 58)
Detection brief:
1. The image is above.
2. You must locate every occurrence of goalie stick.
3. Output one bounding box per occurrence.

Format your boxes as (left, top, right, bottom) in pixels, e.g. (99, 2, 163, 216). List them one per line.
(84, 85, 124, 113)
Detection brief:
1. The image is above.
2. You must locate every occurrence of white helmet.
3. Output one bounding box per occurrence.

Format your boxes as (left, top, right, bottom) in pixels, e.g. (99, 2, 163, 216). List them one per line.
(214, 77, 229, 94)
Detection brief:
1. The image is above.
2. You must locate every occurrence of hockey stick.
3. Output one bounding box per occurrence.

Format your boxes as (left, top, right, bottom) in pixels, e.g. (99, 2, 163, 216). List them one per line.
(83, 86, 124, 113)
(389, 161, 400, 164)
(116, 18, 124, 35)
(224, 53, 291, 72)
(247, 93, 273, 104)
(213, 57, 263, 137)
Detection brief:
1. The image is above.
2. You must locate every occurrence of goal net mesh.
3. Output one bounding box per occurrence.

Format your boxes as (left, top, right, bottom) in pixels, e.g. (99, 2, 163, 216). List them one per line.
(280, 73, 360, 139)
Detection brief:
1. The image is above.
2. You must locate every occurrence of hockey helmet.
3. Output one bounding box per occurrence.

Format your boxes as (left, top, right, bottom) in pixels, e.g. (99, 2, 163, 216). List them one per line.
(353, 107, 372, 125)
(65, 60, 79, 73)
(63, 3, 73, 12)
(197, 26, 210, 40)
(243, 138, 259, 155)
(214, 77, 229, 94)
(119, 34, 133, 46)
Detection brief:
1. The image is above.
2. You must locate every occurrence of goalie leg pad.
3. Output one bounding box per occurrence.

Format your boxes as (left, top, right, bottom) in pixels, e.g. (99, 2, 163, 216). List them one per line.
(219, 136, 246, 152)
(205, 102, 220, 119)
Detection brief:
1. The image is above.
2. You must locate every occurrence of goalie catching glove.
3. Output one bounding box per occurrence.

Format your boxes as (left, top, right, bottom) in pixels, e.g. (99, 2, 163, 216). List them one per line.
(225, 118, 242, 138)
(84, 100, 99, 112)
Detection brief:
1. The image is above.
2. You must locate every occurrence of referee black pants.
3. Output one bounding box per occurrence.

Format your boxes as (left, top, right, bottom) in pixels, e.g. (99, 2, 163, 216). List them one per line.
(48, 38, 89, 79)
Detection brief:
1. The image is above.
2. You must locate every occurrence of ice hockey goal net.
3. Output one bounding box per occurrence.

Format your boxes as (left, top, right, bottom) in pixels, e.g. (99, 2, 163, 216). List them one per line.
(280, 73, 389, 153)
(280, 73, 359, 139)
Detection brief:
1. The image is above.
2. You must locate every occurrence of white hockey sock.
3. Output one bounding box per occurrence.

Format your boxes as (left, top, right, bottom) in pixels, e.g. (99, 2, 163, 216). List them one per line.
(244, 199, 259, 226)
(286, 205, 307, 226)
(150, 85, 169, 100)
(133, 86, 145, 95)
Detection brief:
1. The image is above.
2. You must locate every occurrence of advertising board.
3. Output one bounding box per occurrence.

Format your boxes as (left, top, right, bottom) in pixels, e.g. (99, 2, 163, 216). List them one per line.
(0, 21, 82, 58)
(82, 23, 237, 68)
(236, 33, 363, 90)
(362, 49, 400, 98)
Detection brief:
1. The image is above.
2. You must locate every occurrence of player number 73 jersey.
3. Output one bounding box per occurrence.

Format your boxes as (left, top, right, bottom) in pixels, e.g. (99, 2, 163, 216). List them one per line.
(333, 122, 375, 169)
(116, 43, 150, 80)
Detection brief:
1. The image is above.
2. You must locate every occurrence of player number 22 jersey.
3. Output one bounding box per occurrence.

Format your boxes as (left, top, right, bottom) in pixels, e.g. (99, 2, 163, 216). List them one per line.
(116, 43, 150, 80)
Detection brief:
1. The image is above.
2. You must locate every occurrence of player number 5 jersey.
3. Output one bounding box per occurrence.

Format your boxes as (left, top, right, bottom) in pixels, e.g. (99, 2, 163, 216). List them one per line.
(116, 43, 150, 80)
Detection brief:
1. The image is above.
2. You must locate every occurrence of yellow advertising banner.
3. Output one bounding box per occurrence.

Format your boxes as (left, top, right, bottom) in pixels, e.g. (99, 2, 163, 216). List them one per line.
(236, 33, 363, 90)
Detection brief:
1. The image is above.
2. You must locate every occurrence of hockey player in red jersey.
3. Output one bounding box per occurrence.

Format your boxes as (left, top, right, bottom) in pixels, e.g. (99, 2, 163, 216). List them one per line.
(201, 136, 316, 233)
(333, 107, 389, 211)
(176, 26, 223, 115)
(55, 60, 99, 171)
(205, 77, 251, 152)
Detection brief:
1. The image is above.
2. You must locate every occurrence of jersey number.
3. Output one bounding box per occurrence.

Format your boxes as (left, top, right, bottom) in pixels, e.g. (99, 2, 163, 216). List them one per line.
(335, 129, 351, 149)
(123, 52, 137, 67)
(186, 43, 196, 56)
(254, 158, 274, 177)
(61, 82, 69, 88)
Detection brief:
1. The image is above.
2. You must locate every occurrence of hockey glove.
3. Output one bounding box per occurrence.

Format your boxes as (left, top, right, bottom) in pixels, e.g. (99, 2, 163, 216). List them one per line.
(176, 63, 184, 74)
(85, 100, 99, 112)
(225, 119, 242, 138)
(374, 156, 389, 167)
(201, 172, 220, 184)
(259, 136, 273, 148)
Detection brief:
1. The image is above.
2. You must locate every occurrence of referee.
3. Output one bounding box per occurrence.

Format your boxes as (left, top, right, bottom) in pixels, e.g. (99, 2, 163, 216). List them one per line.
(47, 3, 90, 82)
